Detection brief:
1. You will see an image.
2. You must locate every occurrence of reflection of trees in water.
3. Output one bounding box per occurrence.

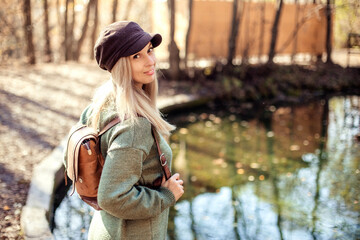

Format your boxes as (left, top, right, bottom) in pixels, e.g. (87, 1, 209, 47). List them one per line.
(264, 109, 284, 240)
(316, 96, 360, 239)
(232, 186, 249, 240)
(329, 96, 359, 193)
(231, 187, 241, 240)
(227, 121, 241, 240)
(53, 96, 360, 239)
(171, 97, 358, 239)
(53, 194, 93, 239)
(311, 97, 328, 239)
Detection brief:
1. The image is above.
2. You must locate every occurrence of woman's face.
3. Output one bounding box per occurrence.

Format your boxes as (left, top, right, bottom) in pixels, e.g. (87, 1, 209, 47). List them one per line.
(130, 42, 156, 88)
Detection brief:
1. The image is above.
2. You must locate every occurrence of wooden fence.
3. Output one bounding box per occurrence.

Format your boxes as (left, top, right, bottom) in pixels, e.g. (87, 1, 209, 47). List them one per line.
(152, 0, 330, 61)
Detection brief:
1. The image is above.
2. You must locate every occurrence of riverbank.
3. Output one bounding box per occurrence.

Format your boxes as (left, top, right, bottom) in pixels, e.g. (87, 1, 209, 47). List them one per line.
(180, 63, 360, 105)
(0, 61, 359, 238)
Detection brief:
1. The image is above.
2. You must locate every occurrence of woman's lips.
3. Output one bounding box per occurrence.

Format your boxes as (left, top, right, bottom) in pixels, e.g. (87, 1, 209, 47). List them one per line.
(144, 69, 155, 75)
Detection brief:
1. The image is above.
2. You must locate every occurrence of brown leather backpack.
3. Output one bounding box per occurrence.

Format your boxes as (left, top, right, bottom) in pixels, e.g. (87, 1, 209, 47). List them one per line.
(65, 118, 171, 210)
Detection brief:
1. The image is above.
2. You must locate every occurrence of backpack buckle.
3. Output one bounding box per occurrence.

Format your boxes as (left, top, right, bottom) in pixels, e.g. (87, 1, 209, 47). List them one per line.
(159, 153, 167, 166)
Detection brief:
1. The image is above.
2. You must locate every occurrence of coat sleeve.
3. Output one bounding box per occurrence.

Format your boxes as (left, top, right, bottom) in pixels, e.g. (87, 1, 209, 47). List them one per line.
(97, 146, 176, 220)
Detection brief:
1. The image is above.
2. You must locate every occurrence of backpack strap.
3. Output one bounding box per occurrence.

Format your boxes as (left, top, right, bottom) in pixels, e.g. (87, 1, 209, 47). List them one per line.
(99, 118, 172, 180)
(95, 117, 172, 180)
(151, 126, 172, 180)
(99, 118, 171, 180)
(99, 117, 122, 136)
(65, 117, 172, 190)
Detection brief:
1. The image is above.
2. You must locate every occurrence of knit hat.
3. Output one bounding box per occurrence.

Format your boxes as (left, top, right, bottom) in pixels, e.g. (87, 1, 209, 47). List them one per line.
(94, 21, 162, 72)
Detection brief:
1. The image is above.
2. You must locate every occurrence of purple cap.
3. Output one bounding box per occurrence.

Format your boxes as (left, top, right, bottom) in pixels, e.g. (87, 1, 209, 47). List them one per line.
(94, 21, 162, 72)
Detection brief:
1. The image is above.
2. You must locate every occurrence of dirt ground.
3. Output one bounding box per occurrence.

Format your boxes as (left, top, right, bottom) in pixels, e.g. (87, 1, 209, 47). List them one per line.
(0, 62, 204, 239)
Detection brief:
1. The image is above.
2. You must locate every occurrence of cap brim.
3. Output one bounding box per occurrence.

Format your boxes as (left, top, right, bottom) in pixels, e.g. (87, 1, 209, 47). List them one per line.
(150, 33, 162, 48)
(128, 33, 162, 57)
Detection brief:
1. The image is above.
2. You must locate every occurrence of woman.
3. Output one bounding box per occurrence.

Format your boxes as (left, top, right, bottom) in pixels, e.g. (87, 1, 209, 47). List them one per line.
(82, 21, 184, 239)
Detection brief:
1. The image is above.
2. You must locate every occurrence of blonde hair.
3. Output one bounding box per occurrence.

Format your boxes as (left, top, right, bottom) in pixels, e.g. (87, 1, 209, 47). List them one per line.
(88, 57, 175, 137)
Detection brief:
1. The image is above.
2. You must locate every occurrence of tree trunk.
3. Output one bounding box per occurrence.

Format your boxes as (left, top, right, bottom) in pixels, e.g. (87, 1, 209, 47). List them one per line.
(112, 0, 118, 22)
(1, 8, 22, 59)
(123, 0, 134, 20)
(23, 0, 36, 64)
(227, 0, 242, 67)
(325, 0, 333, 64)
(242, 0, 250, 64)
(291, 0, 299, 63)
(74, 0, 93, 60)
(267, 0, 283, 64)
(56, 0, 61, 27)
(168, 0, 180, 80)
(63, 0, 75, 60)
(57, 0, 64, 60)
(64, 0, 69, 60)
(258, 1, 266, 62)
(184, 0, 193, 69)
(90, 0, 99, 60)
(43, 0, 52, 62)
(69, 0, 75, 60)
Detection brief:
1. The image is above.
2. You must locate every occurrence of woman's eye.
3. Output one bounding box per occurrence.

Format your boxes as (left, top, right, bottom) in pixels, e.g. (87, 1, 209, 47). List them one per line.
(133, 54, 140, 59)
(148, 47, 154, 53)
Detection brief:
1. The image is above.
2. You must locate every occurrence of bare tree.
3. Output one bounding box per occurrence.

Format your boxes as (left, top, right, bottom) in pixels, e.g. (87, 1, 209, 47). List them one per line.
(168, 0, 180, 80)
(258, 1, 266, 62)
(90, 0, 99, 59)
(325, 0, 333, 64)
(56, 0, 61, 28)
(69, 0, 76, 57)
(64, 0, 70, 60)
(227, 0, 242, 66)
(57, 0, 64, 60)
(185, 0, 193, 69)
(43, 0, 52, 62)
(242, 0, 251, 64)
(112, 0, 118, 22)
(23, 0, 36, 64)
(70, 0, 76, 58)
(291, 0, 299, 63)
(74, 0, 94, 60)
(0, 5, 22, 59)
(267, 0, 284, 64)
(63, 0, 76, 61)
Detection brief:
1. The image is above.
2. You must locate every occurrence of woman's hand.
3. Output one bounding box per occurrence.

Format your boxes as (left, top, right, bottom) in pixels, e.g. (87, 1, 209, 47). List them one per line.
(161, 173, 184, 201)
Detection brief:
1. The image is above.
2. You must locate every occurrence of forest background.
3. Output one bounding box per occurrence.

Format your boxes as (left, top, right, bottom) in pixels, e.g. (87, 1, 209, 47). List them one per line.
(2, 0, 360, 69)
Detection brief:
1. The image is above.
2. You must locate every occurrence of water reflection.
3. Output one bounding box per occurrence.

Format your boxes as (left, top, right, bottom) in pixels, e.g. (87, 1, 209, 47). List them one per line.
(53, 96, 360, 240)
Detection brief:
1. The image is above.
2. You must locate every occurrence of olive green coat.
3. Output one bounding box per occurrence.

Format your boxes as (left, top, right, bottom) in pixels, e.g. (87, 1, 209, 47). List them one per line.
(68, 104, 175, 239)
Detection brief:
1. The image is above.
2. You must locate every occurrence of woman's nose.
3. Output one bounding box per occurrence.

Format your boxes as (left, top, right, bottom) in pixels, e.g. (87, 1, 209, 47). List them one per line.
(146, 54, 155, 65)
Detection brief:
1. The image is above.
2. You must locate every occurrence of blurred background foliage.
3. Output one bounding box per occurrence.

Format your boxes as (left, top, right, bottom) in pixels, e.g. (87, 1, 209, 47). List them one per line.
(334, 0, 360, 48)
(0, 0, 359, 68)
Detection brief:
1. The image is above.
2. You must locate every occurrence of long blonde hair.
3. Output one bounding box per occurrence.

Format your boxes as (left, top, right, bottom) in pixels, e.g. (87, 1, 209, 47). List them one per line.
(88, 57, 175, 137)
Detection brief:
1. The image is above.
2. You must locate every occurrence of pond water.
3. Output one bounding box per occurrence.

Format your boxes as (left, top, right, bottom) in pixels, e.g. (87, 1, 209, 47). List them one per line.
(53, 95, 360, 240)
